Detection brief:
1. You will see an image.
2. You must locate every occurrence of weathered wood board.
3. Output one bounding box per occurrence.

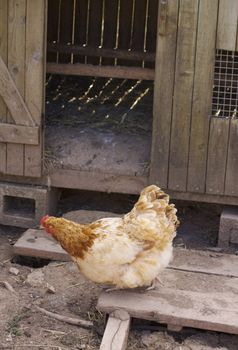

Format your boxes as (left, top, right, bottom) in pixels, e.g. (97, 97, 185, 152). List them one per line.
(100, 310, 131, 350)
(97, 269, 238, 335)
(14, 229, 71, 262)
(13, 228, 238, 278)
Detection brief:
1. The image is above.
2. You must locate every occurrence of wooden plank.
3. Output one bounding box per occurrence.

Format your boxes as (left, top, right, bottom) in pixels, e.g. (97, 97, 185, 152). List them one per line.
(87, 0, 103, 65)
(24, 0, 46, 177)
(206, 117, 230, 195)
(0, 0, 8, 174)
(13, 229, 71, 261)
(217, 0, 238, 51)
(49, 169, 147, 194)
(168, 0, 199, 191)
(171, 248, 238, 278)
(46, 63, 155, 80)
(225, 119, 238, 196)
(0, 56, 34, 126)
(48, 43, 155, 62)
(0, 124, 39, 145)
(187, 0, 218, 193)
(97, 270, 238, 335)
(7, 0, 27, 176)
(149, 0, 179, 188)
(100, 310, 130, 350)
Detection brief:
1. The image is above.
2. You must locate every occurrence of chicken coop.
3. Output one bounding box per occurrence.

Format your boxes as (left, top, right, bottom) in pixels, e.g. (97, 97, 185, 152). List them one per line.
(0, 0, 238, 228)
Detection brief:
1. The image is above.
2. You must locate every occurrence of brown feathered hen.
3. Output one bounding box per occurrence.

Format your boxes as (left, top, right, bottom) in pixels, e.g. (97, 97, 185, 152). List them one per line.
(40, 185, 179, 290)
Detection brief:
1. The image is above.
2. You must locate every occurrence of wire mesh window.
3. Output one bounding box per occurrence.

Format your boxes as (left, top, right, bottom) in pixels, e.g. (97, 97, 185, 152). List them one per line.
(212, 49, 238, 118)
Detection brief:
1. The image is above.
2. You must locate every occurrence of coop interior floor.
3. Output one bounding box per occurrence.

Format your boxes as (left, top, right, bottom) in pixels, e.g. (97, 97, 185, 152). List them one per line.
(44, 75, 153, 176)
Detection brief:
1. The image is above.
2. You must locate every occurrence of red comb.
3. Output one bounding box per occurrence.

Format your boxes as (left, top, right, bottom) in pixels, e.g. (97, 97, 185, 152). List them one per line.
(40, 215, 50, 226)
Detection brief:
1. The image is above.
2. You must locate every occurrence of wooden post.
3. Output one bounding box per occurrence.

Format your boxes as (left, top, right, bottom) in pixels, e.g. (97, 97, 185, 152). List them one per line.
(100, 310, 131, 350)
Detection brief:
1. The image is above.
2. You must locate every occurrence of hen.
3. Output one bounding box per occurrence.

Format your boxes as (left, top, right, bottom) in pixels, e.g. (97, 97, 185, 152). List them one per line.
(40, 185, 179, 290)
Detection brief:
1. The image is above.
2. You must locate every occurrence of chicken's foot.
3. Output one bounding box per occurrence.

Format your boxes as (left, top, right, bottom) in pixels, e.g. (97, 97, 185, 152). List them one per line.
(145, 276, 164, 291)
(104, 287, 120, 293)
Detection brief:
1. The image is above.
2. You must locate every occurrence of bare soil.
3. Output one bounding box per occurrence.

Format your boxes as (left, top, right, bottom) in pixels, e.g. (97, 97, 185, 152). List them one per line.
(0, 192, 237, 349)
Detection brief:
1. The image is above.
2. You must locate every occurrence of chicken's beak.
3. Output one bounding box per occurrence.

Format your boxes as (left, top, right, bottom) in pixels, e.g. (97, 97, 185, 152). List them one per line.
(39, 224, 44, 229)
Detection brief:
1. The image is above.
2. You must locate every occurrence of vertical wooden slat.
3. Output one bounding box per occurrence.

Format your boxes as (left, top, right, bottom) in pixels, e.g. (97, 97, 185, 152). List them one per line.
(87, 0, 103, 65)
(101, 0, 119, 66)
(225, 119, 238, 196)
(0, 0, 8, 174)
(217, 0, 238, 51)
(168, 0, 199, 192)
(145, 0, 158, 69)
(74, 0, 88, 63)
(24, 0, 45, 177)
(150, 0, 179, 188)
(58, 0, 74, 63)
(187, 0, 218, 193)
(47, 0, 60, 62)
(117, 0, 134, 66)
(7, 0, 26, 176)
(130, 0, 147, 67)
(206, 118, 230, 195)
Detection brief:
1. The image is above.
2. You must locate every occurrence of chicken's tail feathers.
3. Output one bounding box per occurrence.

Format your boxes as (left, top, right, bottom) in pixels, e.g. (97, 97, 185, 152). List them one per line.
(134, 185, 180, 229)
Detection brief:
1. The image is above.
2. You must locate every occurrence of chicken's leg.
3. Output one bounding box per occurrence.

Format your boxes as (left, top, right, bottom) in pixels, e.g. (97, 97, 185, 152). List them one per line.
(145, 276, 164, 291)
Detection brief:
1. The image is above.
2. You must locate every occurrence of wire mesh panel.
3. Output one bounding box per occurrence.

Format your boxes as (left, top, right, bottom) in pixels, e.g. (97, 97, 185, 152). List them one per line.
(212, 49, 238, 118)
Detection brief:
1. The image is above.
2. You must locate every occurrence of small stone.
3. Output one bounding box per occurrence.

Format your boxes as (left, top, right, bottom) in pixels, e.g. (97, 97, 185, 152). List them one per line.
(141, 332, 174, 348)
(46, 283, 56, 294)
(26, 270, 45, 287)
(9, 267, 20, 276)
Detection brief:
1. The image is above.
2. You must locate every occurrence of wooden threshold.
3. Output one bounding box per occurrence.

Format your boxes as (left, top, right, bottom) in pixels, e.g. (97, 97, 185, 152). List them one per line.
(47, 169, 147, 194)
(46, 63, 155, 80)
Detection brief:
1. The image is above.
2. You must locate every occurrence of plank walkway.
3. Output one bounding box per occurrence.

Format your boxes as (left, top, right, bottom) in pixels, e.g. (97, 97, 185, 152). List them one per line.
(13, 227, 238, 349)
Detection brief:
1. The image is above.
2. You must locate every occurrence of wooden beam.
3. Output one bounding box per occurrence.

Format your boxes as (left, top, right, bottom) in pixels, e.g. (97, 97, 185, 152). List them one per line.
(0, 55, 35, 126)
(100, 310, 131, 350)
(0, 123, 39, 145)
(46, 63, 155, 80)
(47, 43, 156, 62)
(47, 169, 147, 194)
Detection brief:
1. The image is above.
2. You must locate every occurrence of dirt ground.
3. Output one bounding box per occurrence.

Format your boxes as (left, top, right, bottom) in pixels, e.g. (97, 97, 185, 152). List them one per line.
(0, 191, 238, 350)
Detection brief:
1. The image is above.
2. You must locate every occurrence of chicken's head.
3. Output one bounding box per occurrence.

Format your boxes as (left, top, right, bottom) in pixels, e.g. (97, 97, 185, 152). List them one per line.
(40, 215, 53, 234)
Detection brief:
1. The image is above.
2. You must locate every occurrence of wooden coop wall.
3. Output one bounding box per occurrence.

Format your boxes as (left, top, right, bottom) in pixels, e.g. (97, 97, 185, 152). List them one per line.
(0, 0, 46, 178)
(1, 0, 238, 206)
(151, 0, 238, 201)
